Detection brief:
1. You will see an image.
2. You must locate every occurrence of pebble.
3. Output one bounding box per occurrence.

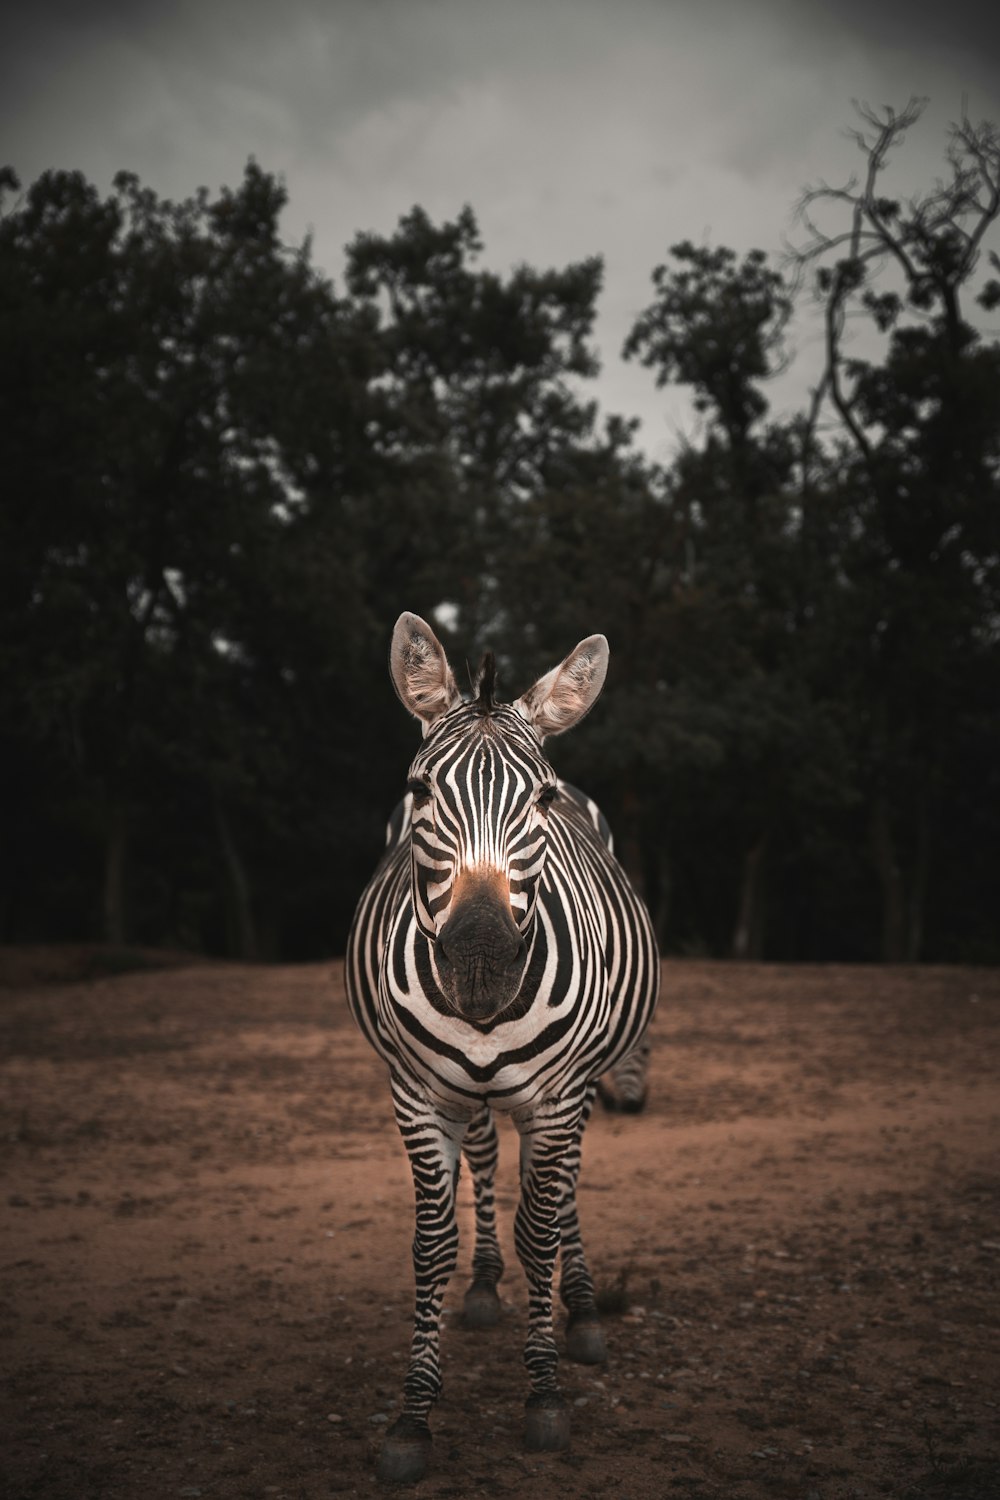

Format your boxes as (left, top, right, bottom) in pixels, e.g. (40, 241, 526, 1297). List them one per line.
(326, 1413, 342, 1423)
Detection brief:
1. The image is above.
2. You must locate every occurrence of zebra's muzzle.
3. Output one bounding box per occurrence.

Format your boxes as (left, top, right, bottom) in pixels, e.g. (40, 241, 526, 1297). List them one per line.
(434, 873, 528, 1024)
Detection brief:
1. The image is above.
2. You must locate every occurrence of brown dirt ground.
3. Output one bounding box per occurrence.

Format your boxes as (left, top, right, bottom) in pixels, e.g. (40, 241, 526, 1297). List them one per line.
(1, 950, 998, 1500)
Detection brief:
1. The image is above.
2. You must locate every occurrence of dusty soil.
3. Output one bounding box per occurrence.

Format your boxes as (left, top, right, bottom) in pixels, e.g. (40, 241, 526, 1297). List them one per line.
(1, 951, 998, 1500)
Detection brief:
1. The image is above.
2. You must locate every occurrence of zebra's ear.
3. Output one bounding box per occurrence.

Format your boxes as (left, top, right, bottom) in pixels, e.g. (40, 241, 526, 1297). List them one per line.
(390, 612, 461, 731)
(514, 635, 609, 740)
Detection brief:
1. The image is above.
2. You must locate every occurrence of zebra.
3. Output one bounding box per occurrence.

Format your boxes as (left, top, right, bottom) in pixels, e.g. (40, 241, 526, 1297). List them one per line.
(346, 612, 659, 1483)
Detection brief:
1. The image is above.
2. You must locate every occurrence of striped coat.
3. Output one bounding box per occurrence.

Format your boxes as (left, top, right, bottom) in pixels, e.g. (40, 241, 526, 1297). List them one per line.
(345, 613, 659, 1482)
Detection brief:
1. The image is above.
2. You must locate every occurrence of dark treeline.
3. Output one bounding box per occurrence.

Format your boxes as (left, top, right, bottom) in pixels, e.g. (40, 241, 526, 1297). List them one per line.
(2, 102, 999, 964)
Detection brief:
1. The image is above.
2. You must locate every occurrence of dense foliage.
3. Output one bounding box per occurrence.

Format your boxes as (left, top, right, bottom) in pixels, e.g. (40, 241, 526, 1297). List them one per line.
(2, 104, 998, 962)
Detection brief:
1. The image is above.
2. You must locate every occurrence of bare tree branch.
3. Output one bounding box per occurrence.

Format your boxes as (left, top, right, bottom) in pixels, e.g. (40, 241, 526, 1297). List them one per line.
(788, 99, 1000, 457)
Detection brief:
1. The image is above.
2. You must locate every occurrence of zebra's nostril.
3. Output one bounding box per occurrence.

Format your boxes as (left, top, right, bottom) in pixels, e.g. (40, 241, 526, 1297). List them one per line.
(435, 929, 452, 965)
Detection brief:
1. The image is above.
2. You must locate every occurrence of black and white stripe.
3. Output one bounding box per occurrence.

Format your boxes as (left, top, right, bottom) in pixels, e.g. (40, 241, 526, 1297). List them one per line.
(345, 614, 659, 1480)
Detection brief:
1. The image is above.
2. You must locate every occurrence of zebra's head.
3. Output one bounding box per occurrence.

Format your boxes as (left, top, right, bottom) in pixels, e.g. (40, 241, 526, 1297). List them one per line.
(389, 612, 609, 1026)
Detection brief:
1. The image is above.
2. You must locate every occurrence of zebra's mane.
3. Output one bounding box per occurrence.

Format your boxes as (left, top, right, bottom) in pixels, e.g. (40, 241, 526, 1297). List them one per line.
(471, 651, 498, 714)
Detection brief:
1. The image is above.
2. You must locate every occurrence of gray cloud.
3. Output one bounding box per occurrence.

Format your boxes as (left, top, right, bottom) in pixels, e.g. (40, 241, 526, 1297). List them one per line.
(4, 0, 997, 456)
(810, 0, 1000, 65)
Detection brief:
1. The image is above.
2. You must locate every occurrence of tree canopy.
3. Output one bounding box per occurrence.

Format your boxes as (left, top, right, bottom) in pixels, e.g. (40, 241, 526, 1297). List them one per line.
(2, 102, 998, 963)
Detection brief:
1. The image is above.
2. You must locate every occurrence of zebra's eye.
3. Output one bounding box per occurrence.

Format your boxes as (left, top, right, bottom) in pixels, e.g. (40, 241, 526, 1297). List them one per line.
(538, 784, 558, 808)
(407, 778, 431, 804)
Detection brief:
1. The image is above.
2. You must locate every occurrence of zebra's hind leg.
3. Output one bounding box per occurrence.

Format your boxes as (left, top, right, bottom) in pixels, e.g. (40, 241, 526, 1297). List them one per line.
(462, 1104, 504, 1328)
(378, 1078, 466, 1485)
(557, 1084, 607, 1365)
(464, 1104, 509, 1326)
(596, 1037, 650, 1113)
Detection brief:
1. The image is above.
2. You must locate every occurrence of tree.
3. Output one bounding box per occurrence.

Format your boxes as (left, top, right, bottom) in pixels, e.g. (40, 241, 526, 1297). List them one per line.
(343, 205, 605, 647)
(0, 163, 376, 951)
(793, 101, 1000, 959)
(623, 241, 850, 956)
(5, 138, 998, 965)
(0, 177, 619, 957)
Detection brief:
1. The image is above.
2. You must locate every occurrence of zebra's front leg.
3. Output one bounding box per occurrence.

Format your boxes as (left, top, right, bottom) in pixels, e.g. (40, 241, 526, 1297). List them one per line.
(514, 1105, 583, 1453)
(379, 1076, 466, 1485)
(462, 1104, 504, 1329)
(557, 1083, 607, 1365)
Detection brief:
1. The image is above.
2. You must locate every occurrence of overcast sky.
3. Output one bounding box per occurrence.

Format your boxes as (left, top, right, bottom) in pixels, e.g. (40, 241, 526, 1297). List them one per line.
(5, 0, 999, 462)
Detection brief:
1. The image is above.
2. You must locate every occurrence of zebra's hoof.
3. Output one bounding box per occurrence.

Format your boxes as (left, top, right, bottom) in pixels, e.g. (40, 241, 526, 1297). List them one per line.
(463, 1280, 502, 1329)
(596, 1083, 647, 1114)
(618, 1092, 647, 1114)
(566, 1312, 607, 1365)
(376, 1419, 431, 1485)
(524, 1394, 570, 1452)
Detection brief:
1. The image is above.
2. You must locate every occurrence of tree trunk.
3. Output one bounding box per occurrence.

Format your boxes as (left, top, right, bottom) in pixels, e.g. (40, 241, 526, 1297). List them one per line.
(905, 793, 930, 963)
(870, 792, 906, 962)
(103, 802, 128, 947)
(653, 848, 672, 954)
(618, 784, 648, 901)
(214, 795, 258, 961)
(732, 834, 767, 959)
(0, 864, 13, 943)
